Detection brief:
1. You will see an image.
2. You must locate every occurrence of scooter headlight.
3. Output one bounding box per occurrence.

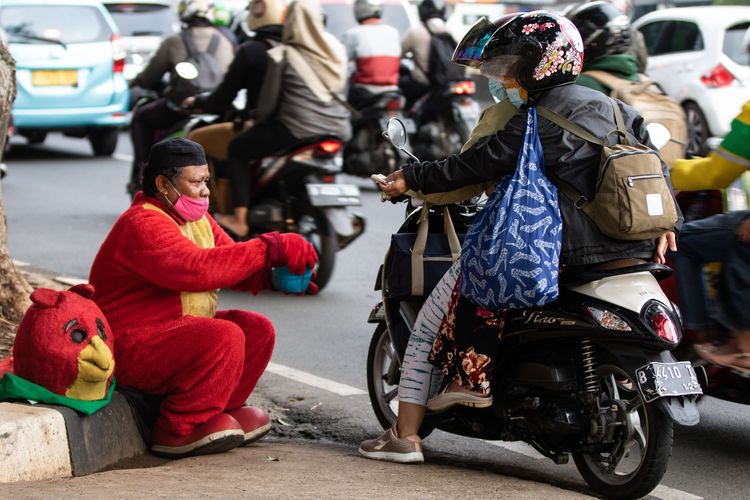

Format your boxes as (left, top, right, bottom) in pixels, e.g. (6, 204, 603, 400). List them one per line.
(642, 301, 681, 345)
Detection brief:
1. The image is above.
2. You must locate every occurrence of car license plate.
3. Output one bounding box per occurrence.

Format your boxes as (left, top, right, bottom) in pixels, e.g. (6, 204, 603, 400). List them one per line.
(306, 183, 361, 207)
(636, 361, 703, 403)
(31, 69, 78, 87)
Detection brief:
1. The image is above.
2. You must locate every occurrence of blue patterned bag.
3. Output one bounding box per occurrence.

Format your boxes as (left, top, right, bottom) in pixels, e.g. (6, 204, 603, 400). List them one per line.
(460, 107, 562, 310)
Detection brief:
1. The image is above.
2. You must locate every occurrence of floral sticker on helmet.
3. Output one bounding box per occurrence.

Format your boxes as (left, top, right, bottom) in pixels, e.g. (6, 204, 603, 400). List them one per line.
(533, 33, 583, 81)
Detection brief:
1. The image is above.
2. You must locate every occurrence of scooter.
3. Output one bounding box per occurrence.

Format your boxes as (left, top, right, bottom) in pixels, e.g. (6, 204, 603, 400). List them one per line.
(365, 119, 701, 499)
(343, 91, 406, 178)
(403, 79, 481, 161)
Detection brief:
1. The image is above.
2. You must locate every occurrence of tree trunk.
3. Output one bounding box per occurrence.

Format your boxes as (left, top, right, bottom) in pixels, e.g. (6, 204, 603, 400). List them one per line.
(0, 41, 31, 326)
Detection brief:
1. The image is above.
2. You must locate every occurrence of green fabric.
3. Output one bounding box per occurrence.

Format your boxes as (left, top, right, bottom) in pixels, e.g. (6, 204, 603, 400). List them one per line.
(0, 374, 115, 415)
(576, 54, 641, 93)
(720, 115, 750, 162)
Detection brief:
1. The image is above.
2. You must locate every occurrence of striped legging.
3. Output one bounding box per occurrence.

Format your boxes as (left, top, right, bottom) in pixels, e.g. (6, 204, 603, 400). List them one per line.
(397, 262, 460, 405)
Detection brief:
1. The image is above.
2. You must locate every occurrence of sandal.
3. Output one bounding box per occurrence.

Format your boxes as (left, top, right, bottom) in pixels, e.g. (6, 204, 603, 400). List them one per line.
(426, 385, 492, 412)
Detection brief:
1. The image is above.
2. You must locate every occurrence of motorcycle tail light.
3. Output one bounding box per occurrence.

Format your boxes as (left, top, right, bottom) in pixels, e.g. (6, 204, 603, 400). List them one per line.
(384, 98, 404, 111)
(111, 34, 126, 73)
(700, 64, 735, 88)
(321, 175, 336, 183)
(585, 306, 632, 332)
(451, 80, 476, 95)
(642, 301, 681, 345)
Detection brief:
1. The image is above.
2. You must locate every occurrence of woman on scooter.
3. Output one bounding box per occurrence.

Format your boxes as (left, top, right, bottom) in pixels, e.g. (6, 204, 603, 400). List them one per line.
(212, 0, 351, 238)
(359, 11, 681, 463)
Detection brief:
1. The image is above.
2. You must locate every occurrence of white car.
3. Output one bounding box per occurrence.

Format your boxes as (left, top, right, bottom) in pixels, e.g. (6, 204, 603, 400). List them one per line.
(633, 6, 750, 154)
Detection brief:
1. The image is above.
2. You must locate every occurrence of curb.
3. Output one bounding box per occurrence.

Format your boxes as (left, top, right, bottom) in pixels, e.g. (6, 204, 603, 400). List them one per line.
(0, 391, 148, 483)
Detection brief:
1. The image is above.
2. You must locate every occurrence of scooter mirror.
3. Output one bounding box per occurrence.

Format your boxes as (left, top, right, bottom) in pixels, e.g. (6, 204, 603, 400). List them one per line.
(175, 62, 199, 80)
(646, 122, 671, 151)
(385, 118, 408, 149)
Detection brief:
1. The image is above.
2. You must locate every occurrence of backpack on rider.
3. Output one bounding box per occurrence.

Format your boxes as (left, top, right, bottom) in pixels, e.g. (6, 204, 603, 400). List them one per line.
(164, 31, 224, 108)
(425, 31, 464, 86)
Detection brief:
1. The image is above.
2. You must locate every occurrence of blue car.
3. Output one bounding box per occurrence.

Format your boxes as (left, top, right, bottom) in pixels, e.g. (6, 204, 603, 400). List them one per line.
(1, 0, 129, 156)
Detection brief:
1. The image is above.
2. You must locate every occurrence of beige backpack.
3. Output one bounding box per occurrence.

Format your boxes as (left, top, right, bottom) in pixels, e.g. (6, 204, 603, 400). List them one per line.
(538, 97, 678, 241)
(584, 70, 687, 168)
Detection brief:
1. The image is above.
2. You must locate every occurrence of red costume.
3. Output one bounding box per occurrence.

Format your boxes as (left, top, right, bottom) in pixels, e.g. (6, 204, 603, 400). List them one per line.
(89, 193, 275, 439)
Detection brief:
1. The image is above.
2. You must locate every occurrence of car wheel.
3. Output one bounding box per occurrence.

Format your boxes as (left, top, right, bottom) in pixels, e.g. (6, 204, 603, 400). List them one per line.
(24, 131, 47, 144)
(683, 102, 710, 156)
(89, 128, 119, 157)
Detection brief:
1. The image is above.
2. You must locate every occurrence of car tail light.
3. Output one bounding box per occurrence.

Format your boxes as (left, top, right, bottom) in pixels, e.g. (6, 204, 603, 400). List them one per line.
(112, 34, 126, 73)
(700, 64, 734, 88)
(642, 301, 681, 345)
(585, 306, 632, 332)
(451, 80, 476, 95)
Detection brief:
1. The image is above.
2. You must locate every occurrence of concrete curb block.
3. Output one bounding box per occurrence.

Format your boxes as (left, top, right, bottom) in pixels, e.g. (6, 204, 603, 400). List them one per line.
(0, 392, 147, 483)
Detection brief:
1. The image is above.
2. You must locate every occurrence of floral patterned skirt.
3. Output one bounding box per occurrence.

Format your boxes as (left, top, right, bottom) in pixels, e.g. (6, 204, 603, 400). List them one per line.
(428, 274, 506, 396)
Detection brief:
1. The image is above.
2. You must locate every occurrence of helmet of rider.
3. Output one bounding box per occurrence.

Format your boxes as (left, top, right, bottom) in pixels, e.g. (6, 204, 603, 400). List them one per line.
(418, 0, 447, 22)
(479, 11, 584, 94)
(354, 0, 383, 23)
(452, 13, 520, 68)
(247, 0, 287, 31)
(566, 1, 631, 62)
(179, 0, 215, 23)
(212, 2, 232, 27)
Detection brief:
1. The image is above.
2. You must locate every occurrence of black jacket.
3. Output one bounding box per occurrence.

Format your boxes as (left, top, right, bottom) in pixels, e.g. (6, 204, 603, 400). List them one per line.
(196, 25, 283, 115)
(402, 84, 683, 267)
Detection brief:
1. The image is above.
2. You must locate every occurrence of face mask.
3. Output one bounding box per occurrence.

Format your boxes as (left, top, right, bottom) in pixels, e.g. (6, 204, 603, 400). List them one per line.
(488, 79, 506, 103)
(167, 182, 208, 222)
(506, 87, 525, 109)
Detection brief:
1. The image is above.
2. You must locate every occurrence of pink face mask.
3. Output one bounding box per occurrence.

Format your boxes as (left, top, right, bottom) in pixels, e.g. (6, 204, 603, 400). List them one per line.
(167, 182, 209, 222)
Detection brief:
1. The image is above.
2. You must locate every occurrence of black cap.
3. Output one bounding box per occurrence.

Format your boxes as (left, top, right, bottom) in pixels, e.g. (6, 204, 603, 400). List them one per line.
(146, 137, 207, 170)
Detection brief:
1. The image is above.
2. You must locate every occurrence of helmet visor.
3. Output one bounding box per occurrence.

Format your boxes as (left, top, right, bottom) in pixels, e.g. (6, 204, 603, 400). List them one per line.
(452, 17, 497, 68)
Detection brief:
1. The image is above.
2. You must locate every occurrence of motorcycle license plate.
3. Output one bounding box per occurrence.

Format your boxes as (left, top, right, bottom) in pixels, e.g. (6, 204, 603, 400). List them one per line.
(306, 183, 361, 207)
(635, 362, 702, 403)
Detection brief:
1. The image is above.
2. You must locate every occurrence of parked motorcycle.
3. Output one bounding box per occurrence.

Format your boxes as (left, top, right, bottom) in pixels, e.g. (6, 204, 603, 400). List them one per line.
(343, 91, 406, 177)
(365, 119, 701, 499)
(403, 80, 481, 161)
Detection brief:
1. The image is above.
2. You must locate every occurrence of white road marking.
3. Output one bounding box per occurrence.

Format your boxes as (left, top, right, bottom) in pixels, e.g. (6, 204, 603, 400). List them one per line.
(113, 153, 134, 163)
(266, 362, 366, 396)
(12, 260, 30, 267)
(54, 276, 88, 286)
(484, 440, 545, 460)
(651, 485, 702, 500)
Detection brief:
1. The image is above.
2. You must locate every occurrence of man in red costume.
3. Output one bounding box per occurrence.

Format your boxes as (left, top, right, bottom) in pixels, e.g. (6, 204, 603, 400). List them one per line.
(89, 137, 318, 458)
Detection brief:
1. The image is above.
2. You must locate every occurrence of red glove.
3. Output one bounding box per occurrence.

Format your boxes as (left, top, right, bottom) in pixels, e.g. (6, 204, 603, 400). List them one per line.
(259, 232, 318, 275)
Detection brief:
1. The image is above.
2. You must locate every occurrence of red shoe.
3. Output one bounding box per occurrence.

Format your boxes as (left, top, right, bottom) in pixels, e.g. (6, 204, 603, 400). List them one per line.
(151, 413, 244, 458)
(225, 406, 272, 445)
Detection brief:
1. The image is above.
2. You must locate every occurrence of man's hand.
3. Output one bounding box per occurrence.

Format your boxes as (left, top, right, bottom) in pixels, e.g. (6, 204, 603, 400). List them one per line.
(378, 170, 409, 198)
(737, 217, 750, 243)
(653, 231, 677, 264)
(181, 96, 201, 113)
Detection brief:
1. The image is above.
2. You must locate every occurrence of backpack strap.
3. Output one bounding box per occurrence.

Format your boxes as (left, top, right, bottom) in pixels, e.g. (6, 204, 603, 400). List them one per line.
(536, 105, 605, 146)
(206, 33, 220, 56)
(180, 31, 199, 59)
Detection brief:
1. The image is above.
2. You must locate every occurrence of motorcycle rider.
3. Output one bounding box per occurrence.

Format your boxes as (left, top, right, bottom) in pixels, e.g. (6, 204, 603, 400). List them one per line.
(210, 0, 351, 239)
(183, 0, 286, 169)
(341, 0, 401, 110)
(670, 100, 750, 373)
(359, 11, 681, 463)
(399, 0, 457, 107)
(128, 0, 234, 195)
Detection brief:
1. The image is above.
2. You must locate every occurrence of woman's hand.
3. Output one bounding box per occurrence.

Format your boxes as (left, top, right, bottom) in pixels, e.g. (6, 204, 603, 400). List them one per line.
(653, 231, 677, 264)
(378, 170, 409, 198)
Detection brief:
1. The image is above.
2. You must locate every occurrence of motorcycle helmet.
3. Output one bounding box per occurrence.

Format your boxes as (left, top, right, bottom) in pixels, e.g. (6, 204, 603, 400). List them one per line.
(212, 2, 232, 27)
(479, 11, 584, 93)
(418, 0, 447, 22)
(452, 14, 520, 68)
(566, 1, 631, 61)
(247, 0, 287, 31)
(354, 0, 383, 22)
(179, 0, 215, 22)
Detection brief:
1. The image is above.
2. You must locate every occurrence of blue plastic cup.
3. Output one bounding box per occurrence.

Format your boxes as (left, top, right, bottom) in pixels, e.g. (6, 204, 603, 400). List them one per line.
(271, 266, 313, 293)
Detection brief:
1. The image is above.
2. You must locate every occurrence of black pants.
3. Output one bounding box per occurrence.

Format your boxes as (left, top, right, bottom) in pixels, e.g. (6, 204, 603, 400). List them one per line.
(130, 98, 185, 184)
(348, 86, 377, 111)
(225, 120, 297, 208)
(399, 73, 430, 110)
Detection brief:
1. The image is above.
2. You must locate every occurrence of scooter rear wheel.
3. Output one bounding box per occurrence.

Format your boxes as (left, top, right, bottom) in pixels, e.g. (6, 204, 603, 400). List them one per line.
(573, 363, 674, 499)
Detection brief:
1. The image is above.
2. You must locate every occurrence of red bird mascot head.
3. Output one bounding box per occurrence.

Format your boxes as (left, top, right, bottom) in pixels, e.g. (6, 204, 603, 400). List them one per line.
(12, 284, 115, 400)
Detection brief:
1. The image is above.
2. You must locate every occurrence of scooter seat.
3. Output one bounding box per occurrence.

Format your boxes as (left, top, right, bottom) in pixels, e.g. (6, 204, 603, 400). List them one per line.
(561, 262, 673, 286)
(275, 135, 342, 156)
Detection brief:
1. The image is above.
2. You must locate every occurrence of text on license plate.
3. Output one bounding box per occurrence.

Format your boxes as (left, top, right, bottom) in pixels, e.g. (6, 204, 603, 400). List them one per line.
(636, 361, 702, 403)
(31, 69, 78, 87)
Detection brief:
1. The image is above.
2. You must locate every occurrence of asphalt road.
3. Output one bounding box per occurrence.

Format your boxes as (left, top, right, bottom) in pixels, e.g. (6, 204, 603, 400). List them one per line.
(2, 133, 749, 499)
